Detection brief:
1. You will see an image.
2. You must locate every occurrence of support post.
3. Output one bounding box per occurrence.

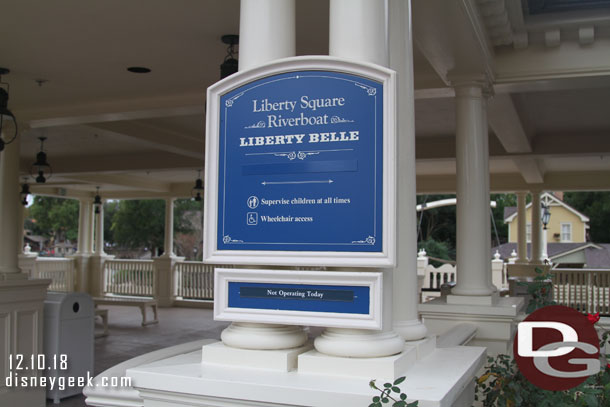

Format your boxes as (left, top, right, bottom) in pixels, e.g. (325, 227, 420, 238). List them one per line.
(388, 0, 428, 341)
(530, 190, 543, 265)
(449, 83, 495, 299)
(212, 0, 307, 350)
(72, 198, 93, 292)
(153, 198, 181, 307)
(0, 132, 26, 279)
(516, 191, 528, 264)
(305, 0, 405, 360)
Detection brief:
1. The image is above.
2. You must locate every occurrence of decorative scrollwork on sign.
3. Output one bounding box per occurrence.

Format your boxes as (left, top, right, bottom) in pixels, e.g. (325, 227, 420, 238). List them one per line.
(354, 82, 377, 96)
(223, 235, 243, 244)
(244, 121, 266, 129)
(330, 116, 354, 124)
(298, 151, 319, 160)
(225, 92, 245, 107)
(352, 236, 376, 245)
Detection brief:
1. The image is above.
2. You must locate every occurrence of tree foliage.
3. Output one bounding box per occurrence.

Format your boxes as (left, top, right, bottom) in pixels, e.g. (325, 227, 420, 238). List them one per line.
(28, 196, 79, 242)
(110, 199, 202, 254)
(564, 191, 610, 243)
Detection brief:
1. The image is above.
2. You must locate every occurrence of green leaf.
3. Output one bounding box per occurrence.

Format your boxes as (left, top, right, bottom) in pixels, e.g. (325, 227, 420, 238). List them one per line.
(393, 376, 406, 385)
(400, 393, 407, 400)
(392, 402, 406, 407)
(373, 396, 380, 402)
(383, 383, 392, 388)
(392, 386, 401, 393)
(382, 397, 389, 403)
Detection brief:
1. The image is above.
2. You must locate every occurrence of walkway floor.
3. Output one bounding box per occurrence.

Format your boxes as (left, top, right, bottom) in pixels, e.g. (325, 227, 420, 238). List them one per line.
(45, 304, 229, 407)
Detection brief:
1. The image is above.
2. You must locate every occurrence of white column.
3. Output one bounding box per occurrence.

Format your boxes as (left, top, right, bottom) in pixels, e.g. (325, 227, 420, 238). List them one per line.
(94, 200, 105, 255)
(516, 191, 528, 264)
(238, 0, 295, 71)
(0, 132, 26, 278)
(482, 90, 496, 292)
(450, 84, 494, 297)
(88, 201, 95, 254)
(220, 0, 307, 351)
(329, 0, 388, 65)
(530, 191, 543, 265)
(312, 0, 404, 358)
(388, 0, 427, 341)
(162, 198, 175, 258)
(76, 199, 87, 254)
(18, 201, 25, 254)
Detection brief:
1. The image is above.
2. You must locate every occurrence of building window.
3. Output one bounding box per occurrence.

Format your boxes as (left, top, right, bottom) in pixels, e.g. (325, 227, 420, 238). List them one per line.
(561, 223, 572, 242)
(526, 223, 531, 243)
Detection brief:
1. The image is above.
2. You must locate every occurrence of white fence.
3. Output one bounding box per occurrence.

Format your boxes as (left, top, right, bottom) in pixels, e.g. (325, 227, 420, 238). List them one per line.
(103, 259, 155, 297)
(33, 257, 76, 292)
(553, 268, 610, 314)
(174, 262, 216, 300)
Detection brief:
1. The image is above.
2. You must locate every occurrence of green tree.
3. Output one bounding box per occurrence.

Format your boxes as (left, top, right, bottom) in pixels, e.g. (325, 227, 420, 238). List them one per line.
(564, 191, 610, 242)
(110, 198, 203, 255)
(28, 196, 79, 243)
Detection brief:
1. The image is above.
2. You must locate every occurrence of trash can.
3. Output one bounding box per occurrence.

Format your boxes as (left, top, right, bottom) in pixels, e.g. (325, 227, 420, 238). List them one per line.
(43, 292, 94, 404)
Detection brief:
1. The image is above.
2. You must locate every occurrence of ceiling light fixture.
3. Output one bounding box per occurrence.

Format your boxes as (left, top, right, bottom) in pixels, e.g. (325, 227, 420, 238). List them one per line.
(0, 67, 18, 152)
(31, 136, 52, 183)
(192, 170, 204, 202)
(220, 34, 239, 79)
(127, 66, 151, 73)
(94, 187, 102, 214)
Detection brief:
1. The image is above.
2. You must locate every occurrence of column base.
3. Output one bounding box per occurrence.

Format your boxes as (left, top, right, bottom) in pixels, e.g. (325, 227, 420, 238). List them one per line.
(419, 295, 525, 355)
(221, 322, 308, 350)
(447, 292, 499, 306)
(299, 346, 416, 381)
(313, 328, 405, 358)
(0, 271, 28, 280)
(393, 319, 428, 341)
(202, 341, 313, 372)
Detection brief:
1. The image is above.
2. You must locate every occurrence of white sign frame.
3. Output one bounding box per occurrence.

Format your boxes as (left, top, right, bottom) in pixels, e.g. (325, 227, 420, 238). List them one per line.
(214, 268, 383, 330)
(203, 56, 397, 267)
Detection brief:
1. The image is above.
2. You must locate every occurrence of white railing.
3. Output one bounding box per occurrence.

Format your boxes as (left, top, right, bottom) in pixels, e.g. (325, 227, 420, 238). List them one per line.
(422, 263, 456, 291)
(33, 258, 76, 292)
(103, 259, 155, 297)
(553, 268, 610, 314)
(174, 262, 216, 300)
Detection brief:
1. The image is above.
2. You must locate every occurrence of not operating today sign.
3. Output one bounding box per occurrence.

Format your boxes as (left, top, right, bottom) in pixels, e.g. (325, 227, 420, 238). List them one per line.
(203, 57, 396, 267)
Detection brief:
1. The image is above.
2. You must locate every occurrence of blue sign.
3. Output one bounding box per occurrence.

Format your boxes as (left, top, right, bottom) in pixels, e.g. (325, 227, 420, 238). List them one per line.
(216, 70, 384, 253)
(227, 282, 370, 314)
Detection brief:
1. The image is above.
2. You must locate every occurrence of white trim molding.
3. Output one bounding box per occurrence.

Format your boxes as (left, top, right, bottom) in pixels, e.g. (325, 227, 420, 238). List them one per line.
(203, 56, 397, 267)
(213, 268, 383, 330)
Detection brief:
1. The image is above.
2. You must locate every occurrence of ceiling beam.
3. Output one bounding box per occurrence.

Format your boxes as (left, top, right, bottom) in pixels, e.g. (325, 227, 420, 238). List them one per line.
(86, 121, 203, 160)
(416, 132, 610, 160)
(494, 39, 610, 83)
(512, 157, 545, 184)
(487, 94, 532, 153)
(19, 91, 205, 124)
(20, 152, 201, 175)
(61, 174, 171, 193)
(413, 0, 495, 85)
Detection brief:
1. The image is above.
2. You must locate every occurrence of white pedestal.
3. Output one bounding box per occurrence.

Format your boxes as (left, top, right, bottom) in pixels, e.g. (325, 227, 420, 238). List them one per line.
(419, 296, 525, 356)
(202, 341, 313, 372)
(123, 340, 486, 407)
(0, 278, 51, 407)
(446, 292, 499, 306)
(298, 347, 416, 381)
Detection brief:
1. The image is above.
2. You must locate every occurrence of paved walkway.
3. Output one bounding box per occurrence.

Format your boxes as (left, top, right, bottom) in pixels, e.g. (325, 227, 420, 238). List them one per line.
(46, 304, 229, 407)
